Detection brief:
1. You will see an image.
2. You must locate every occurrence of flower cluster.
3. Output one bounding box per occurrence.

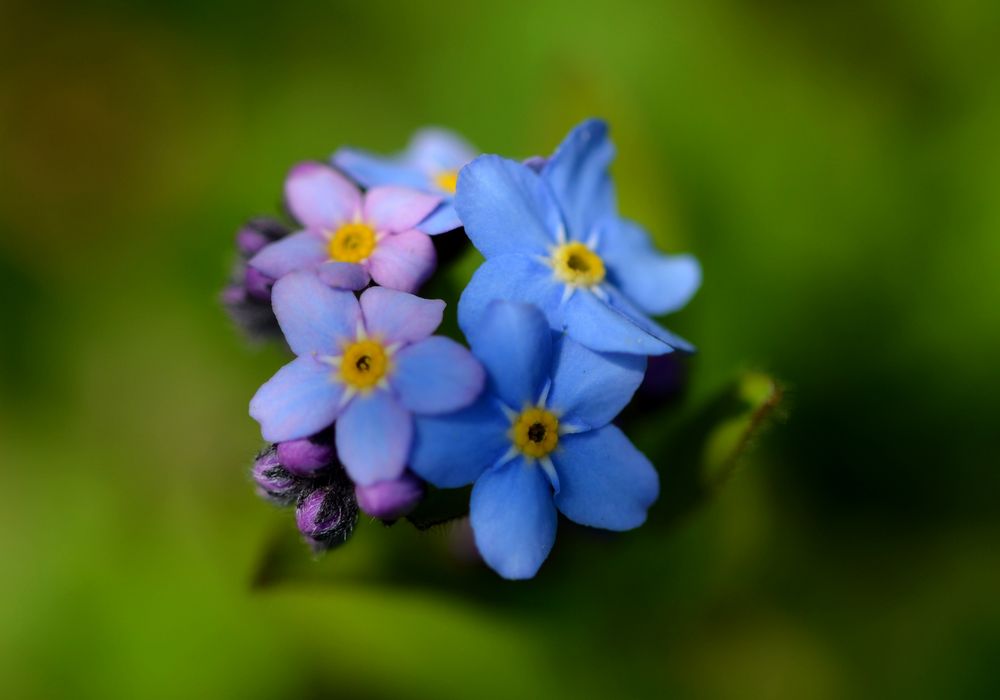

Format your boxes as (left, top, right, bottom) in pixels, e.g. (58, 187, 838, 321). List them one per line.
(228, 120, 701, 578)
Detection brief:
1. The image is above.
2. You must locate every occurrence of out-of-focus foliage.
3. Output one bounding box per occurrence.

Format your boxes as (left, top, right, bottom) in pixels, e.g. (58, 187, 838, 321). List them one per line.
(1, 0, 999, 698)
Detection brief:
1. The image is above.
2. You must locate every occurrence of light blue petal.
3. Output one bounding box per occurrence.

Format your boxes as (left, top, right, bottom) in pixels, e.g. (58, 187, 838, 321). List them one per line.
(547, 335, 646, 430)
(457, 255, 564, 342)
(335, 389, 412, 486)
(559, 287, 674, 356)
(541, 119, 616, 240)
(455, 155, 563, 258)
(553, 425, 659, 530)
(248, 231, 326, 279)
(271, 271, 361, 356)
(464, 301, 552, 410)
(332, 147, 428, 190)
(603, 286, 696, 353)
(316, 261, 370, 291)
(598, 217, 701, 315)
(391, 336, 486, 415)
(249, 356, 344, 443)
(407, 127, 477, 173)
(359, 286, 444, 344)
(410, 394, 510, 488)
(470, 458, 557, 580)
(418, 202, 462, 235)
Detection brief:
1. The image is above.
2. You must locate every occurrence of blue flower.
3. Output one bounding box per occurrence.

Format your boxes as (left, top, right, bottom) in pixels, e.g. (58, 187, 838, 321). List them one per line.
(250, 271, 485, 486)
(455, 119, 701, 356)
(333, 128, 478, 235)
(410, 301, 659, 579)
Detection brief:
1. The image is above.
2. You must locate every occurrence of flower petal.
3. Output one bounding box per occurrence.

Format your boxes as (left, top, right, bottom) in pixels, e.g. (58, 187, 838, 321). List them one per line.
(559, 287, 674, 356)
(598, 217, 701, 315)
(547, 335, 646, 429)
(272, 270, 361, 356)
(285, 162, 361, 230)
(455, 155, 562, 258)
(391, 336, 485, 415)
(316, 261, 371, 291)
(470, 458, 557, 580)
(464, 300, 552, 410)
(603, 286, 696, 353)
(418, 203, 462, 235)
(335, 390, 412, 486)
(248, 231, 326, 279)
(363, 186, 441, 233)
(359, 286, 444, 344)
(457, 254, 564, 342)
(332, 148, 428, 189)
(553, 424, 659, 531)
(408, 127, 477, 173)
(250, 356, 344, 443)
(410, 394, 511, 487)
(367, 229, 437, 293)
(541, 119, 616, 240)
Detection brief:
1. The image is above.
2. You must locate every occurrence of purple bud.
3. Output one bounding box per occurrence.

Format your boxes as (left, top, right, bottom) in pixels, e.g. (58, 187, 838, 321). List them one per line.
(523, 155, 548, 172)
(277, 435, 336, 476)
(252, 449, 302, 506)
(355, 471, 425, 520)
(221, 284, 247, 306)
(639, 353, 689, 399)
(296, 485, 358, 552)
(244, 266, 275, 301)
(236, 217, 290, 256)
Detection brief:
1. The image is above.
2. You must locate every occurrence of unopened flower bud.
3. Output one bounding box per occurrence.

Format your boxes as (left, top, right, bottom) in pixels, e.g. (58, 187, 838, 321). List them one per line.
(296, 484, 358, 552)
(236, 217, 289, 257)
(252, 448, 302, 506)
(355, 471, 425, 520)
(276, 433, 336, 476)
(244, 266, 275, 301)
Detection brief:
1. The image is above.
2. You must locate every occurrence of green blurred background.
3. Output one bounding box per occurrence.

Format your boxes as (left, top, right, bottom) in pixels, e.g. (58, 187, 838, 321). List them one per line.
(2, 0, 999, 698)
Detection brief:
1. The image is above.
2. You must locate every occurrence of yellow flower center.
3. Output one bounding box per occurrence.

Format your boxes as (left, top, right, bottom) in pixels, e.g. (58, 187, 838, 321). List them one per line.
(434, 170, 458, 194)
(339, 339, 389, 390)
(510, 407, 560, 459)
(328, 223, 377, 263)
(551, 241, 606, 287)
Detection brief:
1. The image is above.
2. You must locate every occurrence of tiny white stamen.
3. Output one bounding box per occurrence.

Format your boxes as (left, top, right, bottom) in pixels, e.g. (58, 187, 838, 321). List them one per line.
(497, 399, 519, 423)
(355, 320, 367, 341)
(494, 446, 519, 469)
(592, 285, 609, 302)
(560, 284, 576, 305)
(586, 228, 600, 249)
(558, 423, 587, 436)
(536, 378, 552, 407)
(339, 387, 356, 407)
(555, 224, 567, 245)
(539, 456, 560, 493)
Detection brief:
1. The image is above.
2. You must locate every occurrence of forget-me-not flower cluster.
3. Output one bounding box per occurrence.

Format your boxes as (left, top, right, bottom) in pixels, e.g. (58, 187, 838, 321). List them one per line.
(229, 120, 701, 577)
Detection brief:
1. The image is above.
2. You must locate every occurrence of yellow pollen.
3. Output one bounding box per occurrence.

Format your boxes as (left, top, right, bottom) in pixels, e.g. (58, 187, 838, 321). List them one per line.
(328, 223, 377, 263)
(551, 241, 606, 287)
(339, 339, 389, 390)
(510, 407, 560, 459)
(434, 170, 458, 194)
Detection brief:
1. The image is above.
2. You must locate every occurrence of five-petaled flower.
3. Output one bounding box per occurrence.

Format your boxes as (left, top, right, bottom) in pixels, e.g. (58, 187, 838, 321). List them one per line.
(456, 119, 701, 356)
(250, 271, 485, 485)
(334, 128, 477, 235)
(410, 301, 659, 580)
(249, 163, 441, 293)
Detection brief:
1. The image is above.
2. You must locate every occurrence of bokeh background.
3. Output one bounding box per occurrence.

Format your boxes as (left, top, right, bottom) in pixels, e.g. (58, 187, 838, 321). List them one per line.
(2, 0, 999, 698)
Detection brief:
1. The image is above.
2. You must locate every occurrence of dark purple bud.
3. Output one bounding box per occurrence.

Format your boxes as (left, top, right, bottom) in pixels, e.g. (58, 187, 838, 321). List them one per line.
(252, 449, 302, 506)
(236, 217, 290, 256)
(277, 434, 336, 476)
(639, 352, 689, 399)
(296, 485, 358, 552)
(221, 284, 246, 306)
(355, 471, 425, 520)
(523, 155, 548, 172)
(244, 265, 275, 301)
